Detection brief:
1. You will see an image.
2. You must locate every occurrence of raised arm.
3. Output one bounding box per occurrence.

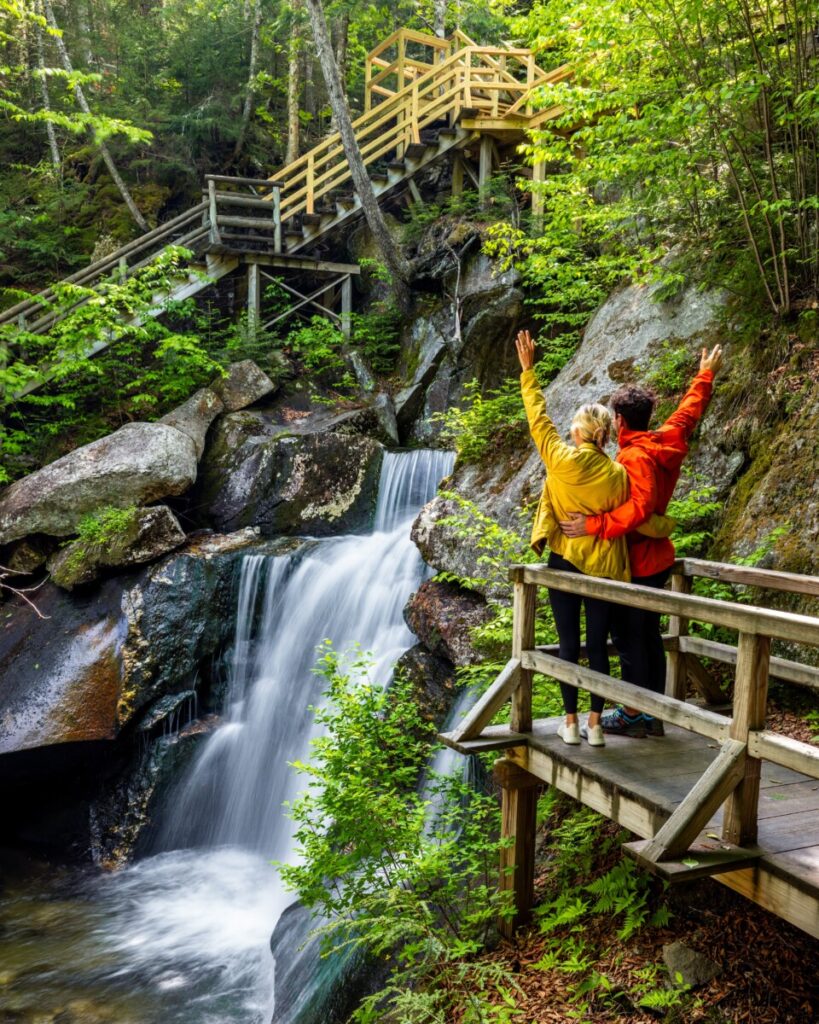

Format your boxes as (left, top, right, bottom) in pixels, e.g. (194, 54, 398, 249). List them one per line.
(516, 330, 574, 472)
(661, 345, 722, 438)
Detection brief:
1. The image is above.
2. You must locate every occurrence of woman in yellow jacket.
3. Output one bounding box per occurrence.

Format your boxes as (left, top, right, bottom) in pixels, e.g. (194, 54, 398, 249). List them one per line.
(516, 330, 670, 747)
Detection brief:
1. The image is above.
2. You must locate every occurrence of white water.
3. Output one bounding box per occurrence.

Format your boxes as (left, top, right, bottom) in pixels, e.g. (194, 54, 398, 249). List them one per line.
(5, 449, 454, 1024)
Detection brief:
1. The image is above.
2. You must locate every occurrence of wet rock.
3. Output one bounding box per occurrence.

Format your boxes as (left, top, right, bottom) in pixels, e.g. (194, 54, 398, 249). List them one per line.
(47, 506, 186, 590)
(199, 428, 384, 537)
(211, 359, 277, 412)
(663, 941, 721, 988)
(394, 643, 458, 724)
(0, 423, 198, 545)
(411, 495, 506, 601)
(394, 382, 426, 435)
(0, 529, 258, 755)
(404, 579, 491, 666)
(159, 387, 224, 458)
(4, 535, 54, 574)
(89, 720, 210, 866)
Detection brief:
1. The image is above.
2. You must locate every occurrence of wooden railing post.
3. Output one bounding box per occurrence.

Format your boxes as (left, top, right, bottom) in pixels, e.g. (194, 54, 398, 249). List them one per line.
(510, 569, 536, 733)
(665, 569, 691, 700)
(340, 274, 352, 340)
(272, 188, 282, 255)
(246, 262, 260, 340)
(495, 757, 539, 936)
(723, 631, 771, 845)
(207, 178, 221, 245)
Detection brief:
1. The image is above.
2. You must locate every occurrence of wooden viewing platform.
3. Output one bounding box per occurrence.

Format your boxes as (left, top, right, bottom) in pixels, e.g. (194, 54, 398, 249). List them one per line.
(440, 558, 819, 939)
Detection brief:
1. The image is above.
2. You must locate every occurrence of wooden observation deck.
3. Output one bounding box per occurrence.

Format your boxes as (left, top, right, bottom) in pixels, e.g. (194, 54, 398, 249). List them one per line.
(440, 558, 819, 939)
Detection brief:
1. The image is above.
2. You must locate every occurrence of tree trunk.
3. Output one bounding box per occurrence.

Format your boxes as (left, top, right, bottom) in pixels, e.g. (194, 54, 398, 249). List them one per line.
(231, 0, 264, 164)
(434, 0, 447, 39)
(285, 0, 303, 165)
(305, 0, 411, 291)
(334, 10, 350, 87)
(35, 4, 61, 170)
(42, 0, 149, 231)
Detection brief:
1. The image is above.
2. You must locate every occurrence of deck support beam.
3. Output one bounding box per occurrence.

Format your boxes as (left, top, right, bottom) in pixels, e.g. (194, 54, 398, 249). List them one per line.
(478, 135, 493, 206)
(531, 159, 545, 233)
(246, 262, 261, 338)
(511, 574, 536, 733)
(495, 758, 540, 937)
(451, 152, 464, 197)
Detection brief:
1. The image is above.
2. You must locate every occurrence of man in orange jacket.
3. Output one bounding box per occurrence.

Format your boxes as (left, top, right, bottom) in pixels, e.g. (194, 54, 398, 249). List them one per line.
(560, 344, 724, 737)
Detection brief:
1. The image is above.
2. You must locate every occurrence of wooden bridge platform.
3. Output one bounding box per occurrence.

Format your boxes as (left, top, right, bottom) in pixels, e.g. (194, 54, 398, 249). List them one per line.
(440, 558, 819, 940)
(442, 717, 819, 938)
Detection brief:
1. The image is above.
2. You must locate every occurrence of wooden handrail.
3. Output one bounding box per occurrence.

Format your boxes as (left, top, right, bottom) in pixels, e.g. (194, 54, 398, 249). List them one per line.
(510, 564, 819, 648)
(677, 557, 819, 597)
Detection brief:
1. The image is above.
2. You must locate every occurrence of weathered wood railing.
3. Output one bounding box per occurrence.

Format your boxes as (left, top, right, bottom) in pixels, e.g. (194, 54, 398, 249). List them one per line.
(451, 559, 819, 879)
(203, 174, 283, 254)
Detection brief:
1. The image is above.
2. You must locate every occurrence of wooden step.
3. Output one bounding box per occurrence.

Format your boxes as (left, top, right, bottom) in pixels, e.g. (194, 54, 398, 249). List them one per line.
(624, 834, 762, 882)
(302, 213, 323, 228)
(404, 142, 428, 161)
(387, 159, 406, 173)
(371, 171, 389, 185)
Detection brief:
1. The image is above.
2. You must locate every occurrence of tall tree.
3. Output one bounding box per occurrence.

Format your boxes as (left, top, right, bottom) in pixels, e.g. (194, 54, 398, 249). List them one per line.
(231, 0, 264, 163)
(42, 0, 149, 231)
(34, 3, 60, 170)
(284, 0, 303, 165)
(304, 0, 410, 289)
(433, 0, 446, 38)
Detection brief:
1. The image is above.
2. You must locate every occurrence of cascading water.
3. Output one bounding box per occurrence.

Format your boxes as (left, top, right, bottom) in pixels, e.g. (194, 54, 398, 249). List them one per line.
(0, 449, 454, 1024)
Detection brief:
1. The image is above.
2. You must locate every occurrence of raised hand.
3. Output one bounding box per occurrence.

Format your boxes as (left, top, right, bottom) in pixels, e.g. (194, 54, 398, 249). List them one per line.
(515, 329, 536, 372)
(700, 344, 724, 375)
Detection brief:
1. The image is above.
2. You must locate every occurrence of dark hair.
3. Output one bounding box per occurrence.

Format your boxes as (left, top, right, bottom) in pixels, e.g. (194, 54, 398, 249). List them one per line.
(610, 383, 657, 431)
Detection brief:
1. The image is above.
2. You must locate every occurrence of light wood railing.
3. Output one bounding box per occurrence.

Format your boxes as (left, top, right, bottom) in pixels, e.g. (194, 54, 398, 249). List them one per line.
(453, 559, 819, 867)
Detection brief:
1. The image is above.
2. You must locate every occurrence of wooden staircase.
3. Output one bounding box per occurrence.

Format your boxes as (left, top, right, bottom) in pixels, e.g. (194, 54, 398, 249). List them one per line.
(0, 28, 569, 391)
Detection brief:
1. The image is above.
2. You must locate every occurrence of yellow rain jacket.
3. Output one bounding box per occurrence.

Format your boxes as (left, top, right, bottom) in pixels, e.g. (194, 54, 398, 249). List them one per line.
(521, 369, 664, 583)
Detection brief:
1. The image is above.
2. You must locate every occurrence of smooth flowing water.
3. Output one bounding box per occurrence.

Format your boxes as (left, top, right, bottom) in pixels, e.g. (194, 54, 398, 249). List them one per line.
(0, 449, 454, 1024)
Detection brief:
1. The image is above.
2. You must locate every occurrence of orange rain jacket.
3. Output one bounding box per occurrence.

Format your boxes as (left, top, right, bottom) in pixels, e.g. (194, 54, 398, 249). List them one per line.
(584, 369, 715, 579)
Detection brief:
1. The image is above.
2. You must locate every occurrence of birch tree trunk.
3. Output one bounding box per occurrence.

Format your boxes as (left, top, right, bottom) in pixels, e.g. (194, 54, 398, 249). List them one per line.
(42, 0, 149, 231)
(305, 0, 411, 290)
(284, 0, 303, 165)
(434, 0, 447, 38)
(231, 0, 264, 163)
(35, 3, 60, 170)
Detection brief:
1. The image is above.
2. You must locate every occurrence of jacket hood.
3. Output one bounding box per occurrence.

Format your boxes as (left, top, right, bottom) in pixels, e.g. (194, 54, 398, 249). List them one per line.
(618, 426, 685, 468)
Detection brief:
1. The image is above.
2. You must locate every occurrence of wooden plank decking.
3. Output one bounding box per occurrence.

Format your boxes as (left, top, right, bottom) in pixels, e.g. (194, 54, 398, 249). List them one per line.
(442, 718, 819, 938)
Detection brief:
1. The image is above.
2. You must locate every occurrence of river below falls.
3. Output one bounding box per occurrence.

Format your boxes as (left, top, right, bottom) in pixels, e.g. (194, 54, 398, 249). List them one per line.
(0, 449, 457, 1024)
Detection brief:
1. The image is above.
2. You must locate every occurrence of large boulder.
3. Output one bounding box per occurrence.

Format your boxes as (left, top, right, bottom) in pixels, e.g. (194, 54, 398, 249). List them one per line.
(198, 416, 384, 536)
(0, 422, 198, 545)
(0, 528, 259, 755)
(394, 643, 458, 724)
(211, 359, 277, 412)
(404, 579, 492, 666)
(47, 505, 187, 589)
(159, 388, 224, 458)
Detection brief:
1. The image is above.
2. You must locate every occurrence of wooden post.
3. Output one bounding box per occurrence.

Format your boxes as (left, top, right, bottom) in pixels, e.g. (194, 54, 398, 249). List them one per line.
(246, 262, 261, 339)
(451, 152, 464, 198)
(340, 274, 352, 340)
(478, 134, 493, 208)
(118, 255, 128, 282)
(510, 571, 536, 733)
(495, 757, 540, 937)
(531, 159, 545, 234)
(364, 53, 372, 112)
(272, 188, 282, 254)
(723, 631, 771, 845)
(306, 152, 315, 215)
(207, 178, 221, 245)
(665, 571, 691, 700)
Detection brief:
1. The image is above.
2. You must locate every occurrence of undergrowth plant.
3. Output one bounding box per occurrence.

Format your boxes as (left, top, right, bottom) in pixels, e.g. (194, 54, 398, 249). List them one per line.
(280, 643, 517, 1024)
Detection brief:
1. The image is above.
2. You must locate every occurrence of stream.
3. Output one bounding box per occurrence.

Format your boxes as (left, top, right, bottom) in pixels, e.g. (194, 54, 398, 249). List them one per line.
(0, 449, 455, 1024)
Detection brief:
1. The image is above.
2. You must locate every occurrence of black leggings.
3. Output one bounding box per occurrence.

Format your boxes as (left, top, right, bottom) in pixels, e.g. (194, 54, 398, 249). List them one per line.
(611, 567, 672, 695)
(546, 551, 611, 715)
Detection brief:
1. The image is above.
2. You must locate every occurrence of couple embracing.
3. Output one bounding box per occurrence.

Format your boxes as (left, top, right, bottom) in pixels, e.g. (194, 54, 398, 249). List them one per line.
(515, 329, 723, 747)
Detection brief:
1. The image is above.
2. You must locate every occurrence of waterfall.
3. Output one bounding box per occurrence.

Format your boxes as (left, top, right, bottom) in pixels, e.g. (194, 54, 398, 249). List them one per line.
(19, 449, 455, 1024)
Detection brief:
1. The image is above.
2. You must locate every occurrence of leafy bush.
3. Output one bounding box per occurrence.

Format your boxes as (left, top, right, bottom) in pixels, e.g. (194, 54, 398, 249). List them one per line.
(432, 378, 527, 465)
(279, 644, 516, 1023)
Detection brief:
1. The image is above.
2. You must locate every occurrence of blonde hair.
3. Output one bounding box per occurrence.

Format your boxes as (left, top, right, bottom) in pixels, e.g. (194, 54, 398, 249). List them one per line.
(571, 403, 612, 449)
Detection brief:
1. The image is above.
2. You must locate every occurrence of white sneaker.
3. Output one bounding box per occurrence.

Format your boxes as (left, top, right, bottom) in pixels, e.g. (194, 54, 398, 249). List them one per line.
(581, 722, 605, 747)
(557, 721, 580, 745)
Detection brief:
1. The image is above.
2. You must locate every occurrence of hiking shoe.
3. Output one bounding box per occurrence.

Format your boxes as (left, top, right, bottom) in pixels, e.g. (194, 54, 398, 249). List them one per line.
(557, 722, 580, 745)
(600, 708, 647, 738)
(643, 715, 665, 737)
(580, 722, 605, 747)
